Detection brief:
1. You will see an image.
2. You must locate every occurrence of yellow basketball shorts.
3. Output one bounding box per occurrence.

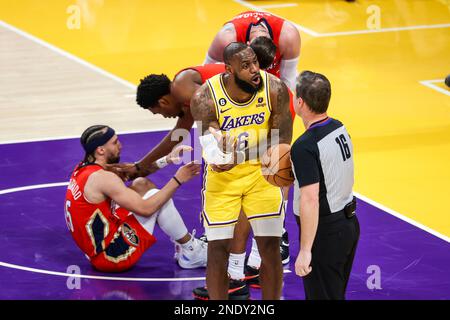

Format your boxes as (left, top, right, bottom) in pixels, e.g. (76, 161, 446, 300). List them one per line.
(201, 162, 284, 228)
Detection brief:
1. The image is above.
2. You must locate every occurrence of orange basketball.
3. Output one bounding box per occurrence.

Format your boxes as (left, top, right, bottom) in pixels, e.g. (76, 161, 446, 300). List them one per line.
(261, 144, 295, 187)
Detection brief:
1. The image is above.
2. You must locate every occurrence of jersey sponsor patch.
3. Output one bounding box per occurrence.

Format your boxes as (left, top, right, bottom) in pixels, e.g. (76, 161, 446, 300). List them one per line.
(256, 97, 266, 108)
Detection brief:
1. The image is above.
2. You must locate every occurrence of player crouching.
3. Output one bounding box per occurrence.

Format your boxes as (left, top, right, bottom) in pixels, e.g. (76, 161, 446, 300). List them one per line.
(64, 125, 207, 272)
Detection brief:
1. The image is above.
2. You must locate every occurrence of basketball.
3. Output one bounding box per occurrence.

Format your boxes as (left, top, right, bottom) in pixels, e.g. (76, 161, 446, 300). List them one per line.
(261, 144, 295, 187)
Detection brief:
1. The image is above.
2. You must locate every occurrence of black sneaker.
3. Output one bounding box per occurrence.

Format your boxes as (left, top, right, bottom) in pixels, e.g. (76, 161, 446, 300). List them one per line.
(280, 229, 290, 265)
(192, 279, 250, 300)
(244, 265, 260, 289)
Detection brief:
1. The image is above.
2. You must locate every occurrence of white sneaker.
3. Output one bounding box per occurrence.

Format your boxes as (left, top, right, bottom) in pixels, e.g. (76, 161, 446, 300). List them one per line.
(176, 233, 208, 269)
(173, 230, 202, 260)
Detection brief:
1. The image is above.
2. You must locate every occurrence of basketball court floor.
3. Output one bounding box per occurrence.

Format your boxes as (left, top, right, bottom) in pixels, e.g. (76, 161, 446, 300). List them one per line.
(0, 0, 449, 300)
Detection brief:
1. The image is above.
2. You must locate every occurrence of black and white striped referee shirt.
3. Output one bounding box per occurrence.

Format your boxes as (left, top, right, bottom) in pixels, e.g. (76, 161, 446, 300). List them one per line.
(291, 117, 354, 217)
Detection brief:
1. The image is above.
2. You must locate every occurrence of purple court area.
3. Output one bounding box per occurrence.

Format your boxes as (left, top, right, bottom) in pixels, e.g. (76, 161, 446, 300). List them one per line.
(0, 131, 449, 300)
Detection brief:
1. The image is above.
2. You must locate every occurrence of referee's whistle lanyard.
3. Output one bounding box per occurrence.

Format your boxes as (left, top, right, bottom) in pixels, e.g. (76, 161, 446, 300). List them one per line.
(308, 117, 330, 130)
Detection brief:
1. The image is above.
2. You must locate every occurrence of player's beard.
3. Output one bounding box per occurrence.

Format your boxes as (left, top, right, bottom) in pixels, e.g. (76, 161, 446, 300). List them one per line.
(234, 73, 263, 94)
(107, 154, 120, 164)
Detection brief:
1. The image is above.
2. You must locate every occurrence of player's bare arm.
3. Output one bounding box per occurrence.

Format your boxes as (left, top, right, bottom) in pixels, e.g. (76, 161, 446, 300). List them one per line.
(278, 21, 301, 90)
(134, 71, 203, 174)
(191, 84, 220, 134)
(191, 84, 238, 172)
(190, 84, 235, 158)
(134, 114, 194, 176)
(205, 23, 237, 63)
(106, 144, 193, 182)
(108, 71, 202, 180)
(171, 69, 203, 105)
(279, 21, 301, 60)
(86, 170, 169, 216)
(88, 165, 199, 217)
(268, 73, 293, 146)
(236, 75, 292, 164)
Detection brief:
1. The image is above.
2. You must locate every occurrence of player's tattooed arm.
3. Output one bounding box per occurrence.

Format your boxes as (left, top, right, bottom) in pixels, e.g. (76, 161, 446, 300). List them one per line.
(191, 84, 239, 170)
(268, 74, 293, 146)
(190, 84, 220, 135)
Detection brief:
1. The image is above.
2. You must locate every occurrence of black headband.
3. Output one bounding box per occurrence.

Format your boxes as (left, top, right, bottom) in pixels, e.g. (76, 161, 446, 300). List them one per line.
(82, 127, 115, 154)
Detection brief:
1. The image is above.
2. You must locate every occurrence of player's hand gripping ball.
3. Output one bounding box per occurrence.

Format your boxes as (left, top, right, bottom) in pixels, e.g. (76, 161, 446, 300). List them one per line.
(261, 144, 295, 187)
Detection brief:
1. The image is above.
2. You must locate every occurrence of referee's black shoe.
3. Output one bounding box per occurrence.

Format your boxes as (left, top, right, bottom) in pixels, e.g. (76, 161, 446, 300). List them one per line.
(280, 228, 290, 265)
(192, 279, 250, 300)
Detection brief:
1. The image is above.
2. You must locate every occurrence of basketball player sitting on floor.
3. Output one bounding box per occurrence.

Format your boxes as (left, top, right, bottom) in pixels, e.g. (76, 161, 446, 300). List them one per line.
(64, 125, 207, 272)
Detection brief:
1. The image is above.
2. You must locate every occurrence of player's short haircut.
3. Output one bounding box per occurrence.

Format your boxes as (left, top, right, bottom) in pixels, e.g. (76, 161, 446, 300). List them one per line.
(296, 71, 331, 114)
(250, 36, 276, 69)
(136, 74, 171, 109)
(80, 125, 109, 163)
(223, 42, 251, 65)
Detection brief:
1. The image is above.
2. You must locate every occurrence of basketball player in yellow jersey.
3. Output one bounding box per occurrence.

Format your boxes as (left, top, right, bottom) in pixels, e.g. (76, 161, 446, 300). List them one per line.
(191, 42, 292, 300)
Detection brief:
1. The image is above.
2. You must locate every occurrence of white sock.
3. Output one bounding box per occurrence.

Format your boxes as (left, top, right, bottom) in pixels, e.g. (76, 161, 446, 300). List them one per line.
(247, 238, 261, 269)
(227, 252, 246, 280)
(156, 198, 188, 242)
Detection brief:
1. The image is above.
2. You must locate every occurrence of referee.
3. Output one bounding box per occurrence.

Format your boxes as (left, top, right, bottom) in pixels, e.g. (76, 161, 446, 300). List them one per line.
(290, 71, 360, 300)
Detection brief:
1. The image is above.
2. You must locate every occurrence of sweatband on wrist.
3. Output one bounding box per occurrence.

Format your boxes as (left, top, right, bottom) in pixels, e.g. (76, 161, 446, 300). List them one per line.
(156, 156, 169, 169)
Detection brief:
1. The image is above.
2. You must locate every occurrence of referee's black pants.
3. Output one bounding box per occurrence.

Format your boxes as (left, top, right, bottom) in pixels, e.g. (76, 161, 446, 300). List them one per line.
(303, 213, 360, 300)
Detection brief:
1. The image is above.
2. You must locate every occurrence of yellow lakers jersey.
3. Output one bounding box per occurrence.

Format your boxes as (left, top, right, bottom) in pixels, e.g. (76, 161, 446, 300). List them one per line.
(206, 70, 272, 163)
